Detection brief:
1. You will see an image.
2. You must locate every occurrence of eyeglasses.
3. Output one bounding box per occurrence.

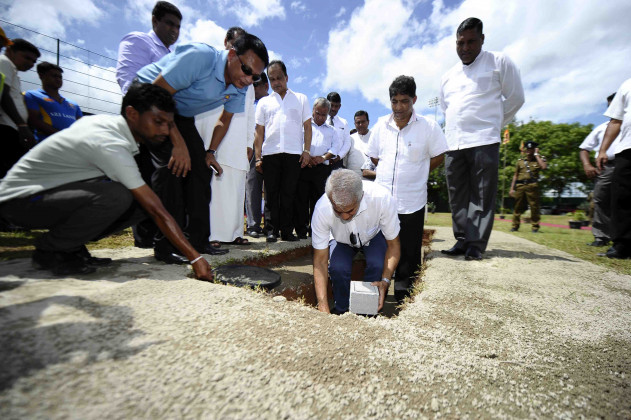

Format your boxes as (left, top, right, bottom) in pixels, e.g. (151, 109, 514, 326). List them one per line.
(349, 232, 363, 248)
(234, 49, 261, 83)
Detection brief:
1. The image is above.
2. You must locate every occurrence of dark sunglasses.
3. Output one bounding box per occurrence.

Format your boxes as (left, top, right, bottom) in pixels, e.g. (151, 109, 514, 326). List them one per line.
(349, 232, 363, 248)
(234, 50, 261, 83)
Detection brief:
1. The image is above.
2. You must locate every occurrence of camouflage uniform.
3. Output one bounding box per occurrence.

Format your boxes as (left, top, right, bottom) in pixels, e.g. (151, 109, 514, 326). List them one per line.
(512, 156, 545, 231)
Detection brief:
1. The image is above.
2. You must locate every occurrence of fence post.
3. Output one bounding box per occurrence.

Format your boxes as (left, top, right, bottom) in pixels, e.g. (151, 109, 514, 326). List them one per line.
(56, 38, 60, 66)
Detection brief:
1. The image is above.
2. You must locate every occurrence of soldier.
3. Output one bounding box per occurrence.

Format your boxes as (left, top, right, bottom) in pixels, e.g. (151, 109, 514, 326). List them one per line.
(509, 141, 547, 232)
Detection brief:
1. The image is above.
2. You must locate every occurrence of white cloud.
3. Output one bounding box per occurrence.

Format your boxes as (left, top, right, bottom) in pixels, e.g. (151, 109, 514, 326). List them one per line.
(214, 0, 286, 27)
(2, 0, 103, 38)
(179, 19, 227, 47)
(335, 7, 346, 18)
(268, 50, 282, 62)
(125, 0, 195, 28)
(290, 1, 307, 13)
(294, 75, 307, 84)
(325, 0, 631, 123)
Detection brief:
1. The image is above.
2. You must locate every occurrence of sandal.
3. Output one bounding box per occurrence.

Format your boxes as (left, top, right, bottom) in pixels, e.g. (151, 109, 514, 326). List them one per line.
(222, 237, 250, 246)
(210, 241, 222, 248)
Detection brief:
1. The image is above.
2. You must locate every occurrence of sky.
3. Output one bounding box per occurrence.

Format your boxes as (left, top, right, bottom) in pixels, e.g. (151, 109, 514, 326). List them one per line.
(1, 0, 630, 130)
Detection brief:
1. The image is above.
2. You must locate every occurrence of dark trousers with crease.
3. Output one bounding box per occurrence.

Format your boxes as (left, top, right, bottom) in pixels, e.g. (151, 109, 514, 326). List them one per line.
(142, 114, 211, 251)
(294, 164, 331, 235)
(262, 153, 301, 236)
(611, 149, 631, 249)
(0, 178, 147, 252)
(395, 207, 425, 300)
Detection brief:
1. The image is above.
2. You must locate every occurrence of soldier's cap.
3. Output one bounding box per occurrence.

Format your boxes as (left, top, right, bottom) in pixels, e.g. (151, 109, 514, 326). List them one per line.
(0, 27, 13, 47)
(525, 141, 538, 149)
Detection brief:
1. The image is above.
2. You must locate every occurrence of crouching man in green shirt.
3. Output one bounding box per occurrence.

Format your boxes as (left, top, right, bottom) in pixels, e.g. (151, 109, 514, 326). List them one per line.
(0, 83, 213, 279)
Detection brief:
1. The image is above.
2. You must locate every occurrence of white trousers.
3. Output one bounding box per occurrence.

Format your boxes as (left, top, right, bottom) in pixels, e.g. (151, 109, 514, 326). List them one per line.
(209, 165, 246, 242)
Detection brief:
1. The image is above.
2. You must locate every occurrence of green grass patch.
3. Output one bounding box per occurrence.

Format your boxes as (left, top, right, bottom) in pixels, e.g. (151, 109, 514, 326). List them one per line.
(426, 212, 631, 276)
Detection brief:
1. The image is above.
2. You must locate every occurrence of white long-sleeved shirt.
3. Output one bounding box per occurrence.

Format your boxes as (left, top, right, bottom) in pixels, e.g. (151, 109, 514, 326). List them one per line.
(367, 112, 449, 214)
(0, 55, 27, 130)
(194, 85, 255, 171)
(440, 50, 524, 151)
(310, 121, 340, 164)
(327, 114, 351, 158)
(255, 88, 311, 156)
(604, 78, 631, 154)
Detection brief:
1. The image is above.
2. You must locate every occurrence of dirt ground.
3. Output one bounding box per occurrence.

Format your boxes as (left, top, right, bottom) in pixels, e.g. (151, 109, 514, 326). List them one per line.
(0, 226, 629, 419)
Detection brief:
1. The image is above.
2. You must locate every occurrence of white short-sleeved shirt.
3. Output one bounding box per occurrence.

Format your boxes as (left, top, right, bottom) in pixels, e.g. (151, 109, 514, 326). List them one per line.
(0, 115, 144, 203)
(310, 121, 340, 164)
(311, 181, 400, 250)
(604, 78, 631, 154)
(327, 115, 351, 158)
(579, 121, 620, 160)
(345, 131, 372, 176)
(255, 88, 310, 156)
(440, 50, 525, 151)
(0, 55, 27, 130)
(367, 112, 449, 214)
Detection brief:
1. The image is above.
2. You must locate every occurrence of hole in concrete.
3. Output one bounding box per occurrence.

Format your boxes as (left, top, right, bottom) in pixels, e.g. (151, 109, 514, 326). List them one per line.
(243, 229, 436, 318)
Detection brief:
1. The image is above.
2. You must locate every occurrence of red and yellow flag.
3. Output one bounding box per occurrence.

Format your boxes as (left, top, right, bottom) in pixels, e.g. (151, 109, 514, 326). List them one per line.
(502, 129, 510, 144)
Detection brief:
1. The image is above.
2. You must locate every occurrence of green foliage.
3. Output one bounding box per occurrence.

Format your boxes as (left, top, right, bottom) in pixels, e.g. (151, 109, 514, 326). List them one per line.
(500, 120, 594, 205)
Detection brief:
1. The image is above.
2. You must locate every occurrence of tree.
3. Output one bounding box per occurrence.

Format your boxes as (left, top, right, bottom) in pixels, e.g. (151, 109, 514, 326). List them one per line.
(499, 120, 594, 207)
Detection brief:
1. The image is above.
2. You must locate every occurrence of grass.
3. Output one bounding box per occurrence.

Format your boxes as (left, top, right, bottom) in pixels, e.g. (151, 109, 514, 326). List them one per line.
(2, 213, 630, 276)
(426, 212, 631, 276)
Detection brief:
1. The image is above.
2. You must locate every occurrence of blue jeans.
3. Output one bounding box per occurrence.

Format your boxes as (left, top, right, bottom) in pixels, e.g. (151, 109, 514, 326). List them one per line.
(329, 231, 386, 313)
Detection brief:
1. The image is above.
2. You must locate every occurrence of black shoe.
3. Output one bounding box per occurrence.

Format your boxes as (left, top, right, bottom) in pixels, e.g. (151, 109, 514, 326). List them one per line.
(605, 245, 631, 260)
(32, 249, 97, 275)
(154, 248, 189, 265)
(77, 245, 112, 266)
(465, 246, 483, 261)
(196, 244, 229, 255)
(531, 229, 540, 233)
(510, 228, 519, 232)
(588, 240, 609, 247)
(297, 232, 309, 240)
(266, 233, 277, 243)
(281, 234, 299, 242)
(247, 230, 260, 238)
(441, 244, 465, 256)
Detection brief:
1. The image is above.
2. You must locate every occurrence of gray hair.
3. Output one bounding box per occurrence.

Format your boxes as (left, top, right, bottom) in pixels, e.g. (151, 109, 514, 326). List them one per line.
(325, 169, 363, 207)
(313, 97, 331, 112)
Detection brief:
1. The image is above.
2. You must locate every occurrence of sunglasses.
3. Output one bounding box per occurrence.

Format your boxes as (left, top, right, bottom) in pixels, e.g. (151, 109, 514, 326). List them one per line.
(234, 49, 261, 83)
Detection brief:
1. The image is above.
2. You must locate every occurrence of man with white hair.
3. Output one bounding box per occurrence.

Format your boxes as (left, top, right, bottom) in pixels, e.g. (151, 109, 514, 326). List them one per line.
(311, 169, 401, 314)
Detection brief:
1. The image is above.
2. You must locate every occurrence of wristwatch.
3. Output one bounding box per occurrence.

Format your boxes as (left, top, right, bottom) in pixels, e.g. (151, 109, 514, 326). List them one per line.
(381, 277, 391, 285)
(207, 149, 217, 157)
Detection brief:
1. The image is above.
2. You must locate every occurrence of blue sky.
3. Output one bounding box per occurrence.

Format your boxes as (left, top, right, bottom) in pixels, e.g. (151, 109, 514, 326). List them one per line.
(2, 0, 630, 130)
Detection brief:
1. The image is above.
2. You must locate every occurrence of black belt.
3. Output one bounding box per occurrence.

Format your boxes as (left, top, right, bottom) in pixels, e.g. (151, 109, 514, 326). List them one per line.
(516, 179, 538, 185)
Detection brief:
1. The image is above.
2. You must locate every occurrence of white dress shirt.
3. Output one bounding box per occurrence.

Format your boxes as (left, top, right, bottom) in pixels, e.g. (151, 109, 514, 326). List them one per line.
(579, 121, 620, 161)
(0, 55, 27, 130)
(327, 114, 351, 158)
(195, 85, 255, 171)
(345, 130, 372, 175)
(367, 112, 449, 214)
(310, 121, 340, 164)
(255, 88, 310, 156)
(605, 78, 631, 154)
(311, 181, 400, 250)
(440, 50, 525, 151)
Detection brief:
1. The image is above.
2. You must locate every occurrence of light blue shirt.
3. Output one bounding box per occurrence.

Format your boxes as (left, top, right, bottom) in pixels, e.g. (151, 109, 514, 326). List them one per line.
(136, 43, 247, 117)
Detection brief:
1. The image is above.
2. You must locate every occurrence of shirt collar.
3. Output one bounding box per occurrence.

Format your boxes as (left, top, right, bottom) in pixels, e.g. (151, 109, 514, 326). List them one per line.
(386, 110, 419, 130)
(462, 49, 485, 68)
(149, 30, 170, 52)
(271, 87, 295, 100)
(119, 115, 140, 155)
(1, 55, 17, 73)
(38, 88, 66, 103)
(214, 49, 229, 85)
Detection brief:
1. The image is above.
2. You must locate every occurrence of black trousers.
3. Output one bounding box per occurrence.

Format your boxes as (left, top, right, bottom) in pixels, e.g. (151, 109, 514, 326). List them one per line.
(395, 207, 425, 300)
(611, 149, 631, 248)
(262, 153, 301, 236)
(294, 164, 331, 235)
(0, 125, 27, 179)
(143, 114, 211, 250)
(132, 143, 158, 245)
(0, 178, 147, 252)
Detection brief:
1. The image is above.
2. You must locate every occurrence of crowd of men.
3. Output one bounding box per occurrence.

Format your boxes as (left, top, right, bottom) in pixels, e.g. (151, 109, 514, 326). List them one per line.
(0, 4, 629, 314)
